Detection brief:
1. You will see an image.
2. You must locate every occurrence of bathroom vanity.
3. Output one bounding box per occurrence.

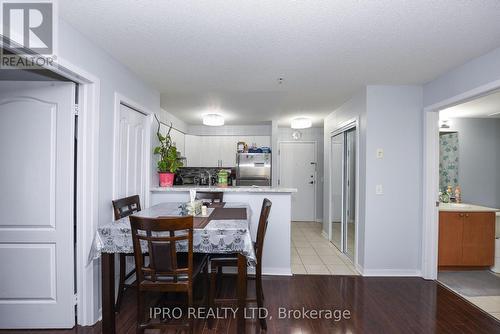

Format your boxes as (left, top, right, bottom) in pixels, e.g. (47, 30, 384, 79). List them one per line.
(438, 203, 499, 269)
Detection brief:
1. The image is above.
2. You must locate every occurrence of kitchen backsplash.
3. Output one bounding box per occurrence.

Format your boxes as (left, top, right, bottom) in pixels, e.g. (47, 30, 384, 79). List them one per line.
(176, 167, 235, 185)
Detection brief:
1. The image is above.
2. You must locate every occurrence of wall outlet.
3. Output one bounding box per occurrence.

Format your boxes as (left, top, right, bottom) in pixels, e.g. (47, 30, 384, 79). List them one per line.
(376, 184, 384, 195)
(376, 148, 384, 159)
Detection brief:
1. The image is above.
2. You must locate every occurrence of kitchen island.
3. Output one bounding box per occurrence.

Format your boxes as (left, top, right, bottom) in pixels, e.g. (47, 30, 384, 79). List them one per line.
(150, 186, 297, 275)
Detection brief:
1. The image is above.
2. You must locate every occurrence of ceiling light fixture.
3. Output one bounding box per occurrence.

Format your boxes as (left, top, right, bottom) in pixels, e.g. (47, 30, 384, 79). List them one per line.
(203, 114, 224, 126)
(291, 117, 312, 129)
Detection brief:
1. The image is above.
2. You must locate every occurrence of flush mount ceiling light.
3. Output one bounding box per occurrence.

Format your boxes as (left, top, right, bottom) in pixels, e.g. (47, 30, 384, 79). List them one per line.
(203, 114, 224, 126)
(291, 117, 312, 129)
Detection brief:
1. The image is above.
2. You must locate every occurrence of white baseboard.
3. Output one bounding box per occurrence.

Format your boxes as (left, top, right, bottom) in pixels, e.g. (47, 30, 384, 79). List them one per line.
(362, 269, 422, 277)
(263, 267, 293, 276)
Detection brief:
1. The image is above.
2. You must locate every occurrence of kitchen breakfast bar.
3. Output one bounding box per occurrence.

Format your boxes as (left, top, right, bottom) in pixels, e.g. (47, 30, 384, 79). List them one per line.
(150, 186, 297, 275)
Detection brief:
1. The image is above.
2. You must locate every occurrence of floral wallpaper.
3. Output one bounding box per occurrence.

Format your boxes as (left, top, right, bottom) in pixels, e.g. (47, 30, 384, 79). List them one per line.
(439, 132, 459, 191)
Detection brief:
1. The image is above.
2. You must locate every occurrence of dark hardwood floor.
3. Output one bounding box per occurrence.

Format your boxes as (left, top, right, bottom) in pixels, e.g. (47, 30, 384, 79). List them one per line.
(2, 275, 500, 334)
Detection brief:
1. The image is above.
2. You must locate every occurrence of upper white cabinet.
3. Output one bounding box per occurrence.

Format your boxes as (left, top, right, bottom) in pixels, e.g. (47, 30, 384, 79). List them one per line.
(184, 134, 200, 167)
(183, 135, 271, 167)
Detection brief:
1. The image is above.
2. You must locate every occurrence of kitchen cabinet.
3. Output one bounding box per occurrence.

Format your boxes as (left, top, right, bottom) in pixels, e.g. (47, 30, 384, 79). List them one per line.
(183, 135, 271, 167)
(169, 128, 185, 155)
(184, 134, 200, 167)
(438, 211, 495, 268)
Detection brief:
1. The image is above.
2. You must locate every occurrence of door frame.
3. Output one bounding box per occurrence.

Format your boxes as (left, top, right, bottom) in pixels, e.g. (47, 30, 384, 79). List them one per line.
(112, 93, 153, 209)
(0, 41, 102, 326)
(278, 140, 317, 222)
(328, 118, 360, 268)
(421, 79, 500, 279)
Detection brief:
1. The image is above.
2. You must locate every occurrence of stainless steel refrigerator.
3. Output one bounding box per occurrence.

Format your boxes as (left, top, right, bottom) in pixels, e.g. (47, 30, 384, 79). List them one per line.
(236, 153, 272, 186)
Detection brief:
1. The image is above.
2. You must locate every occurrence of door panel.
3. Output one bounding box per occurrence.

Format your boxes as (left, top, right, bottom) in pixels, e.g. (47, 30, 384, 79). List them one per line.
(0, 82, 76, 328)
(329, 127, 357, 261)
(330, 133, 344, 250)
(345, 129, 356, 260)
(462, 212, 495, 266)
(438, 212, 464, 266)
(118, 104, 146, 207)
(279, 142, 316, 221)
(184, 135, 200, 167)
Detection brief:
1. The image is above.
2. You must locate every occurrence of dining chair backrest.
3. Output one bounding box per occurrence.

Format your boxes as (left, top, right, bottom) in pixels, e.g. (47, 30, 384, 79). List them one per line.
(255, 198, 272, 263)
(195, 191, 224, 203)
(129, 215, 194, 286)
(112, 195, 141, 220)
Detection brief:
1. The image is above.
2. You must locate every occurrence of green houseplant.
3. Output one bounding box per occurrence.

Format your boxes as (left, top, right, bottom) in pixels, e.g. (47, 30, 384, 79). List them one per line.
(153, 115, 183, 187)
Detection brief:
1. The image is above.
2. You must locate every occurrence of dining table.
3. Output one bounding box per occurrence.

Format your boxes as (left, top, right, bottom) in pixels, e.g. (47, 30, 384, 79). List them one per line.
(88, 201, 255, 334)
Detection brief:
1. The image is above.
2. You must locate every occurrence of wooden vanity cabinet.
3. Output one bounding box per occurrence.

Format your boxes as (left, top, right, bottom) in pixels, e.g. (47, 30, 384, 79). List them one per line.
(438, 211, 495, 268)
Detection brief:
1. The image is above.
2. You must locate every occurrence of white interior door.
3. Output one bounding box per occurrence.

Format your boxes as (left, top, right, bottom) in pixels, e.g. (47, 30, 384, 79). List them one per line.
(279, 142, 316, 221)
(117, 103, 147, 206)
(0, 81, 76, 328)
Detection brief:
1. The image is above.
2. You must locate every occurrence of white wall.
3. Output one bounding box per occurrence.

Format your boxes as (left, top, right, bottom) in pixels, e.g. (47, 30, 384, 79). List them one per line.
(277, 127, 324, 221)
(58, 18, 160, 320)
(424, 46, 500, 108)
(363, 86, 423, 275)
(446, 118, 500, 209)
(59, 18, 161, 224)
(324, 89, 367, 267)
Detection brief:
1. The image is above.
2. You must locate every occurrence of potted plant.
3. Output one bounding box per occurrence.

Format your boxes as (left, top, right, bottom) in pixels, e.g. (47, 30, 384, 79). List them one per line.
(153, 115, 183, 187)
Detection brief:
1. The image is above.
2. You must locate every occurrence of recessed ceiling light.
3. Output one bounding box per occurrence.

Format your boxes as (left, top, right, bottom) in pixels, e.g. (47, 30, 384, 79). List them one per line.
(203, 114, 224, 126)
(291, 117, 312, 129)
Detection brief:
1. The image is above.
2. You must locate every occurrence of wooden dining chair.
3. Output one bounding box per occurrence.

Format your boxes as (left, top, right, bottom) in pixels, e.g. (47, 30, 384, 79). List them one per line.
(195, 191, 223, 205)
(130, 215, 209, 334)
(208, 198, 272, 330)
(111, 195, 142, 311)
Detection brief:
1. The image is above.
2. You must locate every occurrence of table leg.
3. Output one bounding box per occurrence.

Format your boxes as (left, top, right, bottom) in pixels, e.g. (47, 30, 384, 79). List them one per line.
(101, 253, 116, 334)
(237, 253, 247, 334)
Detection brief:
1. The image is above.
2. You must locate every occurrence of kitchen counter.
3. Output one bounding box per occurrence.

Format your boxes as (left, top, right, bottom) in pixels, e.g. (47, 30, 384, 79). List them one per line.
(149, 185, 295, 276)
(151, 185, 297, 193)
(439, 203, 500, 212)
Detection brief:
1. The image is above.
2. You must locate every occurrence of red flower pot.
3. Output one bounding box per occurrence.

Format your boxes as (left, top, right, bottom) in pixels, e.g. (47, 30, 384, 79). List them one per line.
(159, 172, 174, 187)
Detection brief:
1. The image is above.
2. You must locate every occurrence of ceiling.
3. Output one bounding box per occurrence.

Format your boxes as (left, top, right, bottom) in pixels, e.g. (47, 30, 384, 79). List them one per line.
(59, 1, 500, 126)
(440, 90, 500, 119)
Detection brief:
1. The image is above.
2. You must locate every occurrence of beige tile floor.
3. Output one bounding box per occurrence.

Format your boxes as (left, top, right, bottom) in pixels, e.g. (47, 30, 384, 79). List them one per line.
(439, 273, 500, 321)
(291, 221, 358, 275)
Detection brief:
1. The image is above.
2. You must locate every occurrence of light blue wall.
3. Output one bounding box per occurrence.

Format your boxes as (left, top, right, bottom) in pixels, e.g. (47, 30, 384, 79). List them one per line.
(424, 47, 500, 108)
(324, 86, 423, 274)
(364, 86, 423, 274)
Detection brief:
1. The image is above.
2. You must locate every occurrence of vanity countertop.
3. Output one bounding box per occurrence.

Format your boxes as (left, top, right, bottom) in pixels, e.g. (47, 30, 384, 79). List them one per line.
(439, 203, 500, 212)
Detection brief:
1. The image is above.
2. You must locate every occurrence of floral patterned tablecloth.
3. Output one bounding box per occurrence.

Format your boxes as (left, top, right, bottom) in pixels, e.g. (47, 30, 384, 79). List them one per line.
(88, 202, 256, 265)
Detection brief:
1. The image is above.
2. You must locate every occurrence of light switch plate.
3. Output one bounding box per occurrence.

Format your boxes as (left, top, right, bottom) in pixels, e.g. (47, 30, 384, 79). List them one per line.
(376, 184, 384, 195)
(376, 148, 384, 159)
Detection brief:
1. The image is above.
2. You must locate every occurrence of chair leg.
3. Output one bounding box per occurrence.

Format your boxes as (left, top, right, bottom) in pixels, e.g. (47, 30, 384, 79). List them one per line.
(256, 267, 267, 330)
(136, 290, 144, 334)
(188, 287, 194, 334)
(216, 266, 223, 289)
(208, 265, 217, 329)
(116, 254, 126, 312)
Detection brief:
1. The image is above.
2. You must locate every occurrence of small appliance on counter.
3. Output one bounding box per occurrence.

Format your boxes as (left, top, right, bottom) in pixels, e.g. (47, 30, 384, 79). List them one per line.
(217, 169, 229, 187)
(236, 153, 271, 186)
